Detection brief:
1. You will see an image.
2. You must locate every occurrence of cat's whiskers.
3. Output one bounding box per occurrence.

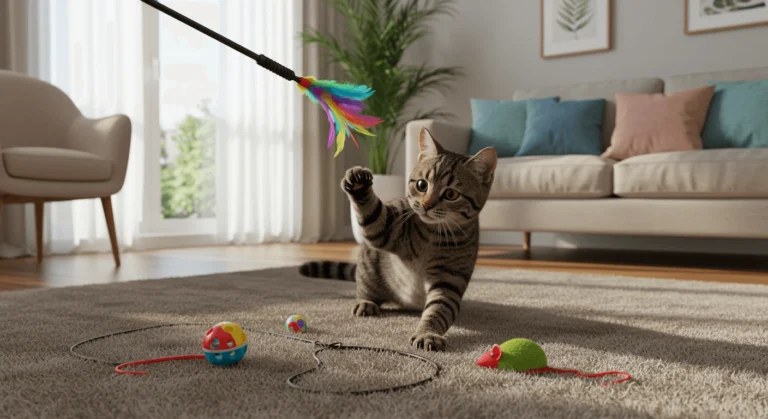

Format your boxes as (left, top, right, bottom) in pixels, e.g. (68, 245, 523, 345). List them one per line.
(446, 217, 467, 238)
(440, 219, 458, 247)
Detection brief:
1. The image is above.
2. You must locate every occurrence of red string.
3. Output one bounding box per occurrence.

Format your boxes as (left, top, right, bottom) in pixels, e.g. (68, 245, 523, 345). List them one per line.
(526, 366, 632, 386)
(114, 354, 206, 375)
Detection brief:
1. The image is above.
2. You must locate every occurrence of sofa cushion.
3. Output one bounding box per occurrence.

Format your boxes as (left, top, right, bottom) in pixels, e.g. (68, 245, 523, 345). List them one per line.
(701, 79, 768, 149)
(468, 97, 558, 157)
(516, 98, 605, 157)
(2, 147, 112, 182)
(613, 149, 768, 198)
(602, 86, 715, 161)
(489, 155, 614, 199)
(512, 77, 664, 149)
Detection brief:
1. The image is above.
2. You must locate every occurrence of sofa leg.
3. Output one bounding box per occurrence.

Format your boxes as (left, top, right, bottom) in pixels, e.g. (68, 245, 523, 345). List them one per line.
(522, 231, 531, 252)
(101, 196, 121, 268)
(35, 201, 44, 263)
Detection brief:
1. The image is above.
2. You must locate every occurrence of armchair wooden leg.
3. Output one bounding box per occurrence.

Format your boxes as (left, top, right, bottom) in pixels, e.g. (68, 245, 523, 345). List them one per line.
(35, 201, 44, 263)
(522, 231, 531, 252)
(101, 196, 121, 268)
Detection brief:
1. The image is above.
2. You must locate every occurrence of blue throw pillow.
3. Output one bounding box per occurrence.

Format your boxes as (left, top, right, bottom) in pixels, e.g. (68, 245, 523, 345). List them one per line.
(468, 97, 558, 157)
(516, 98, 605, 157)
(702, 79, 768, 149)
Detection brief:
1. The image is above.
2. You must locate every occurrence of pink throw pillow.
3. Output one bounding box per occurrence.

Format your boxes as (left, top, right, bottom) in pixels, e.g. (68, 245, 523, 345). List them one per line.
(602, 86, 715, 160)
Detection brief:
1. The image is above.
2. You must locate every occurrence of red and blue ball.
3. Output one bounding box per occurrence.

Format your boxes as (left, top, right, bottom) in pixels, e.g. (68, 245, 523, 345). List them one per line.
(201, 322, 248, 366)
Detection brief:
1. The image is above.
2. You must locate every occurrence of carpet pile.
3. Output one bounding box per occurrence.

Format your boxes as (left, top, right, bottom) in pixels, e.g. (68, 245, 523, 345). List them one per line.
(1, 266, 767, 418)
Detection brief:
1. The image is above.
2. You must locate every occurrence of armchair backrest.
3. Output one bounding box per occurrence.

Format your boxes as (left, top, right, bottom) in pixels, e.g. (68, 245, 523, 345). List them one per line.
(0, 70, 81, 149)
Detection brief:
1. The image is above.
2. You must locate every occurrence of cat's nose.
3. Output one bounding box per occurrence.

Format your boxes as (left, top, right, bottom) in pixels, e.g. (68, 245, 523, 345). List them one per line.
(422, 201, 431, 210)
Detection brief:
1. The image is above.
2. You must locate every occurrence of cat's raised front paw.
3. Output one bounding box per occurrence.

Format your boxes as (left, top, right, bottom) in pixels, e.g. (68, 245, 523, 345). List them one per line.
(341, 166, 373, 197)
(410, 331, 446, 351)
(352, 300, 380, 317)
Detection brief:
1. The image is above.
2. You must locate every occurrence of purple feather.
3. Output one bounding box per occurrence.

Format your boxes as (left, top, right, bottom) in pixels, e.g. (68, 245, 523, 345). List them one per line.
(334, 96, 367, 112)
(337, 101, 365, 115)
(317, 99, 336, 149)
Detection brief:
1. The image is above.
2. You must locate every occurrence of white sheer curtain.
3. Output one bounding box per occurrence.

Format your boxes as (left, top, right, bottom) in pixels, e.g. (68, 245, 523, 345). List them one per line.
(19, 0, 145, 256)
(1, 0, 305, 257)
(215, 0, 303, 244)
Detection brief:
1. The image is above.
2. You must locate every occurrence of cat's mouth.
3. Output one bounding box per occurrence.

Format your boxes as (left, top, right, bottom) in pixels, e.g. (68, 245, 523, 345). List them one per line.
(418, 212, 443, 224)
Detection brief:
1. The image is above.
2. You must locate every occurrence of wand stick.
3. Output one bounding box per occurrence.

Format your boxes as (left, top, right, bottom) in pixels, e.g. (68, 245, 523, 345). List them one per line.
(139, 0, 382, 156)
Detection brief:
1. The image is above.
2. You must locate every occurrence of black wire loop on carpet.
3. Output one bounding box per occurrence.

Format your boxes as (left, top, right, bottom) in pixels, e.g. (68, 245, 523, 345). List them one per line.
(69, 323, 442, 396)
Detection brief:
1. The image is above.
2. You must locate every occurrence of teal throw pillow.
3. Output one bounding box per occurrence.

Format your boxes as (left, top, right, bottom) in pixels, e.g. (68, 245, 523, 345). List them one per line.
(516, 98, 605, 157)
(702, 79, 768, 149)
(468, 97, 557, 157)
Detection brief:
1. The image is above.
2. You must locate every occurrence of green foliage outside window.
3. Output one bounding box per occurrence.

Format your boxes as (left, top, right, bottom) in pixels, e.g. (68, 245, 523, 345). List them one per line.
(160, 100, 216, 219)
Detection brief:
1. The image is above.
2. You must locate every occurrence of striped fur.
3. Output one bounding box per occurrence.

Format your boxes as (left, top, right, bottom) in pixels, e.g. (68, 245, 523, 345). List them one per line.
(299, 261, 357, 281)
(299, 128, 497, 351)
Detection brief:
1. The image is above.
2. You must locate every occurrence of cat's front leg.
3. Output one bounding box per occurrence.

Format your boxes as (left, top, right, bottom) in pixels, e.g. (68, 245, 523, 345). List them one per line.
(341, 166, 406, 253)
(410, 275, 469, 351)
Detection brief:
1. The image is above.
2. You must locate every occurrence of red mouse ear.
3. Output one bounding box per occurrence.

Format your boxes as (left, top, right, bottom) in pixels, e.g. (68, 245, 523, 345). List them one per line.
(491, 344, 501, 360)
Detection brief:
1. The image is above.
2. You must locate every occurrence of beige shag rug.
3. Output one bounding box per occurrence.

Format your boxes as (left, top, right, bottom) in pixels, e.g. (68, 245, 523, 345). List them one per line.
(1, 266, 767, 418)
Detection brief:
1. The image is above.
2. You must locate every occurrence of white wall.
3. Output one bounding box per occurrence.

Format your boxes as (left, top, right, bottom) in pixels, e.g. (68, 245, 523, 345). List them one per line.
(398, 0, 768, 255)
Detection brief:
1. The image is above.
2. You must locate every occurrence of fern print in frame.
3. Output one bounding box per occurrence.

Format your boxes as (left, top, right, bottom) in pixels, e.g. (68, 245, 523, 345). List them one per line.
(540, 0, 611, 58)
(556, 0, 594, 40)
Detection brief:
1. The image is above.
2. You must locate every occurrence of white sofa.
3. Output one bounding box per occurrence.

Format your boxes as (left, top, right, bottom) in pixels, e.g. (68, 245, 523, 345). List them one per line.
(405, 66, 768, 249)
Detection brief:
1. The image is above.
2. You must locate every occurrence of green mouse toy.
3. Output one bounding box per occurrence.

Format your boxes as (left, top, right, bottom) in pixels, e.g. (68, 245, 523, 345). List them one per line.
(475, 338, 631, 386)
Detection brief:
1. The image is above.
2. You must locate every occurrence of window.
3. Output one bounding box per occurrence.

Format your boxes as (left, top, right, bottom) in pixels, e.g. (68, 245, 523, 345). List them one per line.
(141, 0, 221, 236)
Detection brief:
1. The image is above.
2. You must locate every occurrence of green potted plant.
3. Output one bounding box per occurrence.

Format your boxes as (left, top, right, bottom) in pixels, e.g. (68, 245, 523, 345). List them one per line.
(301, 0, 463, 242)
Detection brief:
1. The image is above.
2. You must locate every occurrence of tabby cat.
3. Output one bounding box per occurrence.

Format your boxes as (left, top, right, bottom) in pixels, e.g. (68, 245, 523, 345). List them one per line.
(299, 127, 497, 351)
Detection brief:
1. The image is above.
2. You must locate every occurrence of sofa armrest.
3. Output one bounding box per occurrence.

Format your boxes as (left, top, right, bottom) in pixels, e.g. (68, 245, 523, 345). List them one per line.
(404, 119, 472, 176)
(67, 114, 132, 187)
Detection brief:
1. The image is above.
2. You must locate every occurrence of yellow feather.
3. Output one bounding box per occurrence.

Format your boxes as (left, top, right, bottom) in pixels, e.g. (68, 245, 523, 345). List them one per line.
(322, 91, 351, 157)
(354, 127, 375, 136)
(334, 129, 346, 157)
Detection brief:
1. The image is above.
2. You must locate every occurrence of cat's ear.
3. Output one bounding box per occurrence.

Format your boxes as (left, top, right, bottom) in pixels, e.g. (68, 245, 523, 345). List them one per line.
(418, 127, 444, 161)
(466, 147, 497, 184)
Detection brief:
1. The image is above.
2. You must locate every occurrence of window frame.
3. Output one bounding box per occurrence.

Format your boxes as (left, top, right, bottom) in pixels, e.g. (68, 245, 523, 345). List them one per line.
(139, 3, 217, 238)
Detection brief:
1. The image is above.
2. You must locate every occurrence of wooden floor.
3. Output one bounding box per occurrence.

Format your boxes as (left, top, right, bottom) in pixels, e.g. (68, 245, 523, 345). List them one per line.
(0, 242, 767, 292)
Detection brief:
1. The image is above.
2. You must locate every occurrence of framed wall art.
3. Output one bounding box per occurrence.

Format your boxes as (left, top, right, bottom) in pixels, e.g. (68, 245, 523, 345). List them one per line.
(685, 0, 768, 34)
(540, 0, 612, 59)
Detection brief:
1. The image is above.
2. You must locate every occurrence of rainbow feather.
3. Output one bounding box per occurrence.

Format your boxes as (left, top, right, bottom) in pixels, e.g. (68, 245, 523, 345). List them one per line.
(297, 76, 383, 157)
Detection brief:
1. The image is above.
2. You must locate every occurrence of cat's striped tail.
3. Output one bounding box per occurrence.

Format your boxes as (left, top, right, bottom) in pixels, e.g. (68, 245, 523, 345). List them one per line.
(299, 261, 357, 281)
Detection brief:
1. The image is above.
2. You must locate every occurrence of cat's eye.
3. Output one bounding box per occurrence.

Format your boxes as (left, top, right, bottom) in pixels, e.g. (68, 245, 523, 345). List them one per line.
(416, 179, 428, 192)
(443, 188, 460, 201)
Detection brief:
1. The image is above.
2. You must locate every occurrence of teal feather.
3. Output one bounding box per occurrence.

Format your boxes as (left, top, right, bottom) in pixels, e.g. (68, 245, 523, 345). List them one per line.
(309, 79, 374, 101)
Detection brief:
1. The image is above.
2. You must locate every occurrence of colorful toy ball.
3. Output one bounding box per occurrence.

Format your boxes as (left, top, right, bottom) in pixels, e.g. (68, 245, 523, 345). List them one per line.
(201, 322, 248, 366)
(285, 315, 307, 333)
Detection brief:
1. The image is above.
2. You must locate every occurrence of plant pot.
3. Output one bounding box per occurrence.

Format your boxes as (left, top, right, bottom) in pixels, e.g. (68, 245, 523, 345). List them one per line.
(351, 174, 406, 244)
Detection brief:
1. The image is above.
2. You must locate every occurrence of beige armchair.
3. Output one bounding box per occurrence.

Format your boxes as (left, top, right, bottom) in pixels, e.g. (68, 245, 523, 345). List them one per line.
(0, 70, 131, 267)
